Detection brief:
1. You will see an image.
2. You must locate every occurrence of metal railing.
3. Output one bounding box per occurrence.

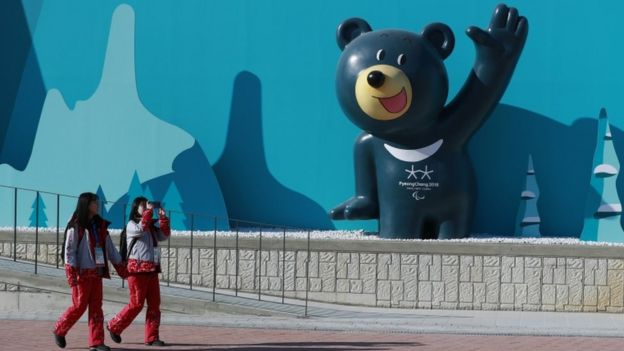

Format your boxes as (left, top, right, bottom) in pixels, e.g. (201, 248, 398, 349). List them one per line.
(0, 184, 328, 317)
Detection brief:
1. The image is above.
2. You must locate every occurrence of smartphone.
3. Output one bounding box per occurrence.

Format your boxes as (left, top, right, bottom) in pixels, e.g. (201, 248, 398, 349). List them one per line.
(149, 201, 161, 209)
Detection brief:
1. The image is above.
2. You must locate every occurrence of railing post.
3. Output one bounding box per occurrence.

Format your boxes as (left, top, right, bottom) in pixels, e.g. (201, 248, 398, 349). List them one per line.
(167, 210, 171, 287)
(282, 227, 286, 304)
(235, 221, 239, 297)
(212, 216, 217, 302)
(305, 229, 310, 317)
(35, 191, 39, 274)
(258, 227, 263, 301)
(189, 214, 194, 290)
(56, 194, 60, 269)
(121, 204, 126, 289)
(13, 188, 17, 261)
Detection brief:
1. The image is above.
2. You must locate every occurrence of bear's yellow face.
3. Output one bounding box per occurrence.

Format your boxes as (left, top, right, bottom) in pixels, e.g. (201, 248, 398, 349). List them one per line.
(354, 64, 413, 121)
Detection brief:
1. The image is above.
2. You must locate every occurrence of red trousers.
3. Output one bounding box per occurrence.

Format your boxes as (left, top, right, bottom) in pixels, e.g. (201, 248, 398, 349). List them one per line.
(108, 273, 161, 343)
(54, 275, 104, 347)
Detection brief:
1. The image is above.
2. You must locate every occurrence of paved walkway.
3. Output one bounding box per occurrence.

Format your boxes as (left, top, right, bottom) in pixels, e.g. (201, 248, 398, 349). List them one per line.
(2, 320, 624, 351)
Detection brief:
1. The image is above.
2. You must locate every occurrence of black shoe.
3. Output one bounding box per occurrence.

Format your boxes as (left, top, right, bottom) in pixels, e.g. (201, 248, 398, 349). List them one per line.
(89, 344, 111, 351)
(146, 339, 165, 346)
(53, 333, 66, 348)
(107, 326, 121, 344)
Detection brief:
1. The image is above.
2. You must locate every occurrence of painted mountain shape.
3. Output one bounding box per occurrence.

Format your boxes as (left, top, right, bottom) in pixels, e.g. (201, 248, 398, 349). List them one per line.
(0, 0, 46, 170)
(0, 4, 227, 227)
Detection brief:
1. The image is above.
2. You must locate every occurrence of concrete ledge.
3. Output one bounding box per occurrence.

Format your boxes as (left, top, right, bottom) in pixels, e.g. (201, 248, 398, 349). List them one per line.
(3, 230, 624, 259)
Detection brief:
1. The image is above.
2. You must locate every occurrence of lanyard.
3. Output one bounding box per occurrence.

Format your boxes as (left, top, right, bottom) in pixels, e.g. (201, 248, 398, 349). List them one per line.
(92, 222, 100, 246)
(151, 231, 158, 248)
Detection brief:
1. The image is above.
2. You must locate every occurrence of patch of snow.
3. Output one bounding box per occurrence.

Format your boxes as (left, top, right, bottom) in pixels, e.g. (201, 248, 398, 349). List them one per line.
(521, 191, 536, 199)
(596, 203, 622, 214)
(594, 164, 618, 176)
(522, 216, 541, 224)
(3, 226, 624, 246)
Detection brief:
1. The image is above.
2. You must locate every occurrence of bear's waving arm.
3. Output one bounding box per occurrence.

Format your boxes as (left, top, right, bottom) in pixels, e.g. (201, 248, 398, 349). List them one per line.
(330, 132, 379, 220)
(440, 4, 528, 145)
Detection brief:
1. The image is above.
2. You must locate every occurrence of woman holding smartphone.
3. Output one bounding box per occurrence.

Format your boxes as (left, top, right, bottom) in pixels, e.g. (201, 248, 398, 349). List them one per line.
(107, 196, 170, 346)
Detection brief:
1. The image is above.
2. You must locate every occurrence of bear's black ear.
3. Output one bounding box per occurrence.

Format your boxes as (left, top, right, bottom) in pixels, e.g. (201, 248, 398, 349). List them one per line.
(337, 18, 372, 51)
(422, 23, 455, 60)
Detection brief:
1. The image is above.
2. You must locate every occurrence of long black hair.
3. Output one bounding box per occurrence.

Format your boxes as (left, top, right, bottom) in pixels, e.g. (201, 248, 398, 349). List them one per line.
(129, 196, 148, 223)
(73, 192, 99, 228)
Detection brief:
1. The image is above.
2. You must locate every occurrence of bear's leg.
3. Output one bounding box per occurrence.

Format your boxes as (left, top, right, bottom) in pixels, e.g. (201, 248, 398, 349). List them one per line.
(438, 197, 474, 239)
(381, 215, 431, 239)
(438, 214, 470, 239)
(420, 217, 439, 240)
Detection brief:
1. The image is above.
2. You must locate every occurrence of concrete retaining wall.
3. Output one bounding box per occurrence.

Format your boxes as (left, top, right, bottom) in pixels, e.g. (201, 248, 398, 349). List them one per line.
(2, 230, 624, 312)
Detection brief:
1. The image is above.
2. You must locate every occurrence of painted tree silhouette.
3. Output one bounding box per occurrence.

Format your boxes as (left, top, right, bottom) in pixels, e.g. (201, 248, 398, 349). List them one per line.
(581, 108, 623, 242)
(163, 180, 187, 230)
(515, 154, 541, 237)
(125, 171, 144, 218)
(95, 185, 108, 218)
(29, 193, 48, 227)
(143, 183, 155, 202)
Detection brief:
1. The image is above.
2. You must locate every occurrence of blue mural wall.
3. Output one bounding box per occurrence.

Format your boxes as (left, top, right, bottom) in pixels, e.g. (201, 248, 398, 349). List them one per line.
(1, 0, 623, 236)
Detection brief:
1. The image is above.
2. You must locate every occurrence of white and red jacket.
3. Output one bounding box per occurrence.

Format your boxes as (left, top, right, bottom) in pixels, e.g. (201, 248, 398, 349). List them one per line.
(126, 209, 171, 274)
(64, 215, 127, 282)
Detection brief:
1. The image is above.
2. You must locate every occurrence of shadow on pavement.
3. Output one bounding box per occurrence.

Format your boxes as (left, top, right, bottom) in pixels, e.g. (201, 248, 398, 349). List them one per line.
(117, 340, 424, 350)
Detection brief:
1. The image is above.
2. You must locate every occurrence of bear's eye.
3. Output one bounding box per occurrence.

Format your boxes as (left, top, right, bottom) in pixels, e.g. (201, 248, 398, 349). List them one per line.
(376, 49, 385, 61)
(397, 54, 406, 65)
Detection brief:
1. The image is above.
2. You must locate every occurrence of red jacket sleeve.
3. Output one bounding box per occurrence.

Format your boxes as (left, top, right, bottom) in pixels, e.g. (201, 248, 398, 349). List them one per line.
(158, 214, 171, 237)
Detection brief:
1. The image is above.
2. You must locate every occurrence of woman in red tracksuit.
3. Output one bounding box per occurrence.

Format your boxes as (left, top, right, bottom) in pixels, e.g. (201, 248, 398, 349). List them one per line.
(53, 192, 128, 351)
(107, 196, 170, 346)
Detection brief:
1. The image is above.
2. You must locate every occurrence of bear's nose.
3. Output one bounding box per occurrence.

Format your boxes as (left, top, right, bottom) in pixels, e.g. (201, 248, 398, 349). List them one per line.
(367, 71, 385, 88)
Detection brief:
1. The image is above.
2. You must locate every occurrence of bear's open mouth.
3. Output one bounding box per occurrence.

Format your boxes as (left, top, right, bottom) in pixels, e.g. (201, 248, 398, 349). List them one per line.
(376, 87, 407, 114)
